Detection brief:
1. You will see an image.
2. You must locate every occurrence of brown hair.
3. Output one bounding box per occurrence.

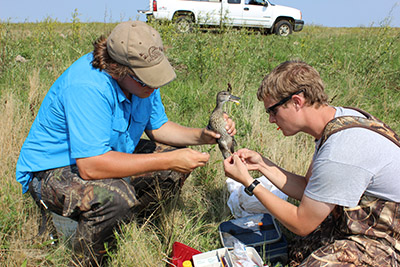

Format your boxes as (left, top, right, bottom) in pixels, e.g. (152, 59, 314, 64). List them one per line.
(91, 35, 132, 78)
(257, 60, 328, 107)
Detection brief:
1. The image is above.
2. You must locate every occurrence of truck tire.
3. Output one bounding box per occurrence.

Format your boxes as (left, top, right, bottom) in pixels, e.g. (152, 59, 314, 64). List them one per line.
(175, 16, 193, 33)
(274, 20, 293, 36)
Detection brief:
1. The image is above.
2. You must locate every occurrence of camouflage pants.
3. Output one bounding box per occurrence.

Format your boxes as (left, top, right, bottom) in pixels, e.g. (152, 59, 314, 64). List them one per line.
(288, 195, 400, 266)
(31, 139, 189, 266)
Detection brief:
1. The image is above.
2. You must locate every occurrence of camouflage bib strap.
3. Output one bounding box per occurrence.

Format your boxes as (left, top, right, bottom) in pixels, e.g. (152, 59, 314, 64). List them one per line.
(318, 107, 400, 151)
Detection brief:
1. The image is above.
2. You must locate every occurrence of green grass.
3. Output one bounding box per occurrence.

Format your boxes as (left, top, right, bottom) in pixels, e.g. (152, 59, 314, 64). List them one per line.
(0, 19, 399, 266)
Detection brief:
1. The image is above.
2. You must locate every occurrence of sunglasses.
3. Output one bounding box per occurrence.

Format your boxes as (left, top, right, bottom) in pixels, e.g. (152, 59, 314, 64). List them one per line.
(128, 74, 148, 87)
(266, 89, 304, 115)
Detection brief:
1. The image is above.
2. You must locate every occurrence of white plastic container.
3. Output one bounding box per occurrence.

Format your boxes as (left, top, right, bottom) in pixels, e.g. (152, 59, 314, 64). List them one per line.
(193, 248, 232, 267)
(192, 247, 263, 267)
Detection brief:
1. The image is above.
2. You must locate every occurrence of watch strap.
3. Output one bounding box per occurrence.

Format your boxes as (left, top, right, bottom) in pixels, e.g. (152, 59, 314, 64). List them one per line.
(244, 179, 260, 196)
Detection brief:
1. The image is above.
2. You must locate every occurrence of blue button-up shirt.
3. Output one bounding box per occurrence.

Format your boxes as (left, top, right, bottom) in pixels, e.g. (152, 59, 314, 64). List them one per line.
(16, 53, 168, 193)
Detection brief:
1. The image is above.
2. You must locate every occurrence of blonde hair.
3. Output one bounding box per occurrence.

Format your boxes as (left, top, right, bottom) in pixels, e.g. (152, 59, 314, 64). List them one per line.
(257, 60, 328, 107)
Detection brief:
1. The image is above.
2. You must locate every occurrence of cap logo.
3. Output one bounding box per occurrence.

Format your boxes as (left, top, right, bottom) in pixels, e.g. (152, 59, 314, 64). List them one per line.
(139, 46, 164, 63)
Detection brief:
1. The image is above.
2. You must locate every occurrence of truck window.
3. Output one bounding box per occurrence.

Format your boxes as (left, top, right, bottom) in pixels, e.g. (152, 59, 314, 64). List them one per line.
(245, 0, 265, 5)
(228, 0, 241, 4)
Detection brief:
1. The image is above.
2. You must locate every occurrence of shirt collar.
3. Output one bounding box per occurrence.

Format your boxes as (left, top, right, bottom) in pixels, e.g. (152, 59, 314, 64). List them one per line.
(107, 74, 130, 104)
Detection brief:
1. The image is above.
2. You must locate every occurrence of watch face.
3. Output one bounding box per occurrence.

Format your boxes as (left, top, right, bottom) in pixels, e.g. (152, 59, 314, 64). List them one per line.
(244, 186, 254, 196)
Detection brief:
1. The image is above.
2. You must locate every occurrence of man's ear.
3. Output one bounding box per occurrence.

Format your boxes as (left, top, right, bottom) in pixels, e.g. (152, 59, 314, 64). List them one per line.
(292, 94, 304, 109)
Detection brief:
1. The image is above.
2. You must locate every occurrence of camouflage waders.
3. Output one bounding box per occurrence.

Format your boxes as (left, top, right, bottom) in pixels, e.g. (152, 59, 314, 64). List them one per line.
(30, 139, 189, 266)
(289, 108, 400, 266)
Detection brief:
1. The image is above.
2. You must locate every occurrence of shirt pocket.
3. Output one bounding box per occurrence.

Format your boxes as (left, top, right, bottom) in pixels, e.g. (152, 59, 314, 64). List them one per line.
(110, 117, 131, 152)
(129, 105, 151, 148)
(112, 117, 129, 133)
(131, 97, 151, 125)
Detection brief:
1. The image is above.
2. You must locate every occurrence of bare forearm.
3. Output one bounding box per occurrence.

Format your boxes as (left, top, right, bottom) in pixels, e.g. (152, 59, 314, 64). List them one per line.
(76, 150, 174, 180)
(76, 146, 210, 180)
(239, 173, 305, 234)
(146, 121, 215, 146)
(258, 157, 307, 200)
(252, 186, 307, 235)
(252, 185, 335, 236)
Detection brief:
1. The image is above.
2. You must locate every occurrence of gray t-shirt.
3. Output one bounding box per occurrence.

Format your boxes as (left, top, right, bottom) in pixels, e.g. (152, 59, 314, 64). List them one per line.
(304, 107, 400, 207)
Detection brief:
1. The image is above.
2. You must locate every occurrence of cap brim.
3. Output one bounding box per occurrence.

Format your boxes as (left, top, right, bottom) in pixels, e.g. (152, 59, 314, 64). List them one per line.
(133, 57, 176, 88)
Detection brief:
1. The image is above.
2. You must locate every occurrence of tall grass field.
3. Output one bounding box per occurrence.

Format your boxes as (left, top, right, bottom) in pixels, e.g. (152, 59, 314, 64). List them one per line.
(0, 18, 399, 266)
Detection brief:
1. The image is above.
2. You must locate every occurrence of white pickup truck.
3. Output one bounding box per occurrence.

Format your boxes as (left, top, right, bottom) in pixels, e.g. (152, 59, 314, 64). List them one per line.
(139, 0, 304, 36)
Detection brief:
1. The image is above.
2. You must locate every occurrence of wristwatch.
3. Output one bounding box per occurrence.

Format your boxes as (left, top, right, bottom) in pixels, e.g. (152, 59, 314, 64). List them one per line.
(244, 180, 260, 196)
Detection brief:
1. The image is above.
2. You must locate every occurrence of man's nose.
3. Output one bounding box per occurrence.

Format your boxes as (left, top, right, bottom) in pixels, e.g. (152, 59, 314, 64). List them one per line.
(268, 114, 276, 123)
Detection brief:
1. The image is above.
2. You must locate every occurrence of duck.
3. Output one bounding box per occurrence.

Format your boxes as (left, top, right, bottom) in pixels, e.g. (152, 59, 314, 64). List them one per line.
(207, 84, 240, 159)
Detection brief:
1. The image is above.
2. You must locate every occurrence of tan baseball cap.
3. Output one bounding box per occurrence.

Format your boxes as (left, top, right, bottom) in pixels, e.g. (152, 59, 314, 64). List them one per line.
(107, 21, 176, 88)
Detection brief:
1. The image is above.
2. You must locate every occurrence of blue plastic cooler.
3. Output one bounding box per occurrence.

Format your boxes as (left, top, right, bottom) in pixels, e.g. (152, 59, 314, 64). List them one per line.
(219, 213, 288, 264)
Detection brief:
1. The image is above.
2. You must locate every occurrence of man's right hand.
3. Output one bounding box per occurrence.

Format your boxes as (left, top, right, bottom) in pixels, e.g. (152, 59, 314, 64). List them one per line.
(235, 148, 264, 171)
(169, 148, 210, 173)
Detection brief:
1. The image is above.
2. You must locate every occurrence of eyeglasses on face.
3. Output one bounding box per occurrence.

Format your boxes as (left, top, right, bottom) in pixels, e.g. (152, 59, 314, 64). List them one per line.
(266, 89, 305, 116)
(128, 74, 147, 87)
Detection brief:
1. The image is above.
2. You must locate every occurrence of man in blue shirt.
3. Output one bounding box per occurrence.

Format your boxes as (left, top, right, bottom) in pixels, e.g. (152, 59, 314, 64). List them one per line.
(16, 21, 236, 266)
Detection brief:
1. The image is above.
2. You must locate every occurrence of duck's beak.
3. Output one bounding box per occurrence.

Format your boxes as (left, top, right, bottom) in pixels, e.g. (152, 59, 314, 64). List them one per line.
(229, 95, 240, 105)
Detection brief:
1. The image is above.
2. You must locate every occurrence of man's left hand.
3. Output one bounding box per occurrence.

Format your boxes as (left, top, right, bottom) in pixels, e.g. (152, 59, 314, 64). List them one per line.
(202, 113, 236, 144)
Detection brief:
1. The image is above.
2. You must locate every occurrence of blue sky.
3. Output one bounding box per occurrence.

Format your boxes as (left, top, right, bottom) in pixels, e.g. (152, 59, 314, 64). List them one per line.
(1, 0, 399, 27)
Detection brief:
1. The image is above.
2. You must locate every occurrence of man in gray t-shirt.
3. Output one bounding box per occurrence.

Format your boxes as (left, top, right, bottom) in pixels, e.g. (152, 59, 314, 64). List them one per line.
(307, 106, 400, 207)
(223, 60, 400, 266)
